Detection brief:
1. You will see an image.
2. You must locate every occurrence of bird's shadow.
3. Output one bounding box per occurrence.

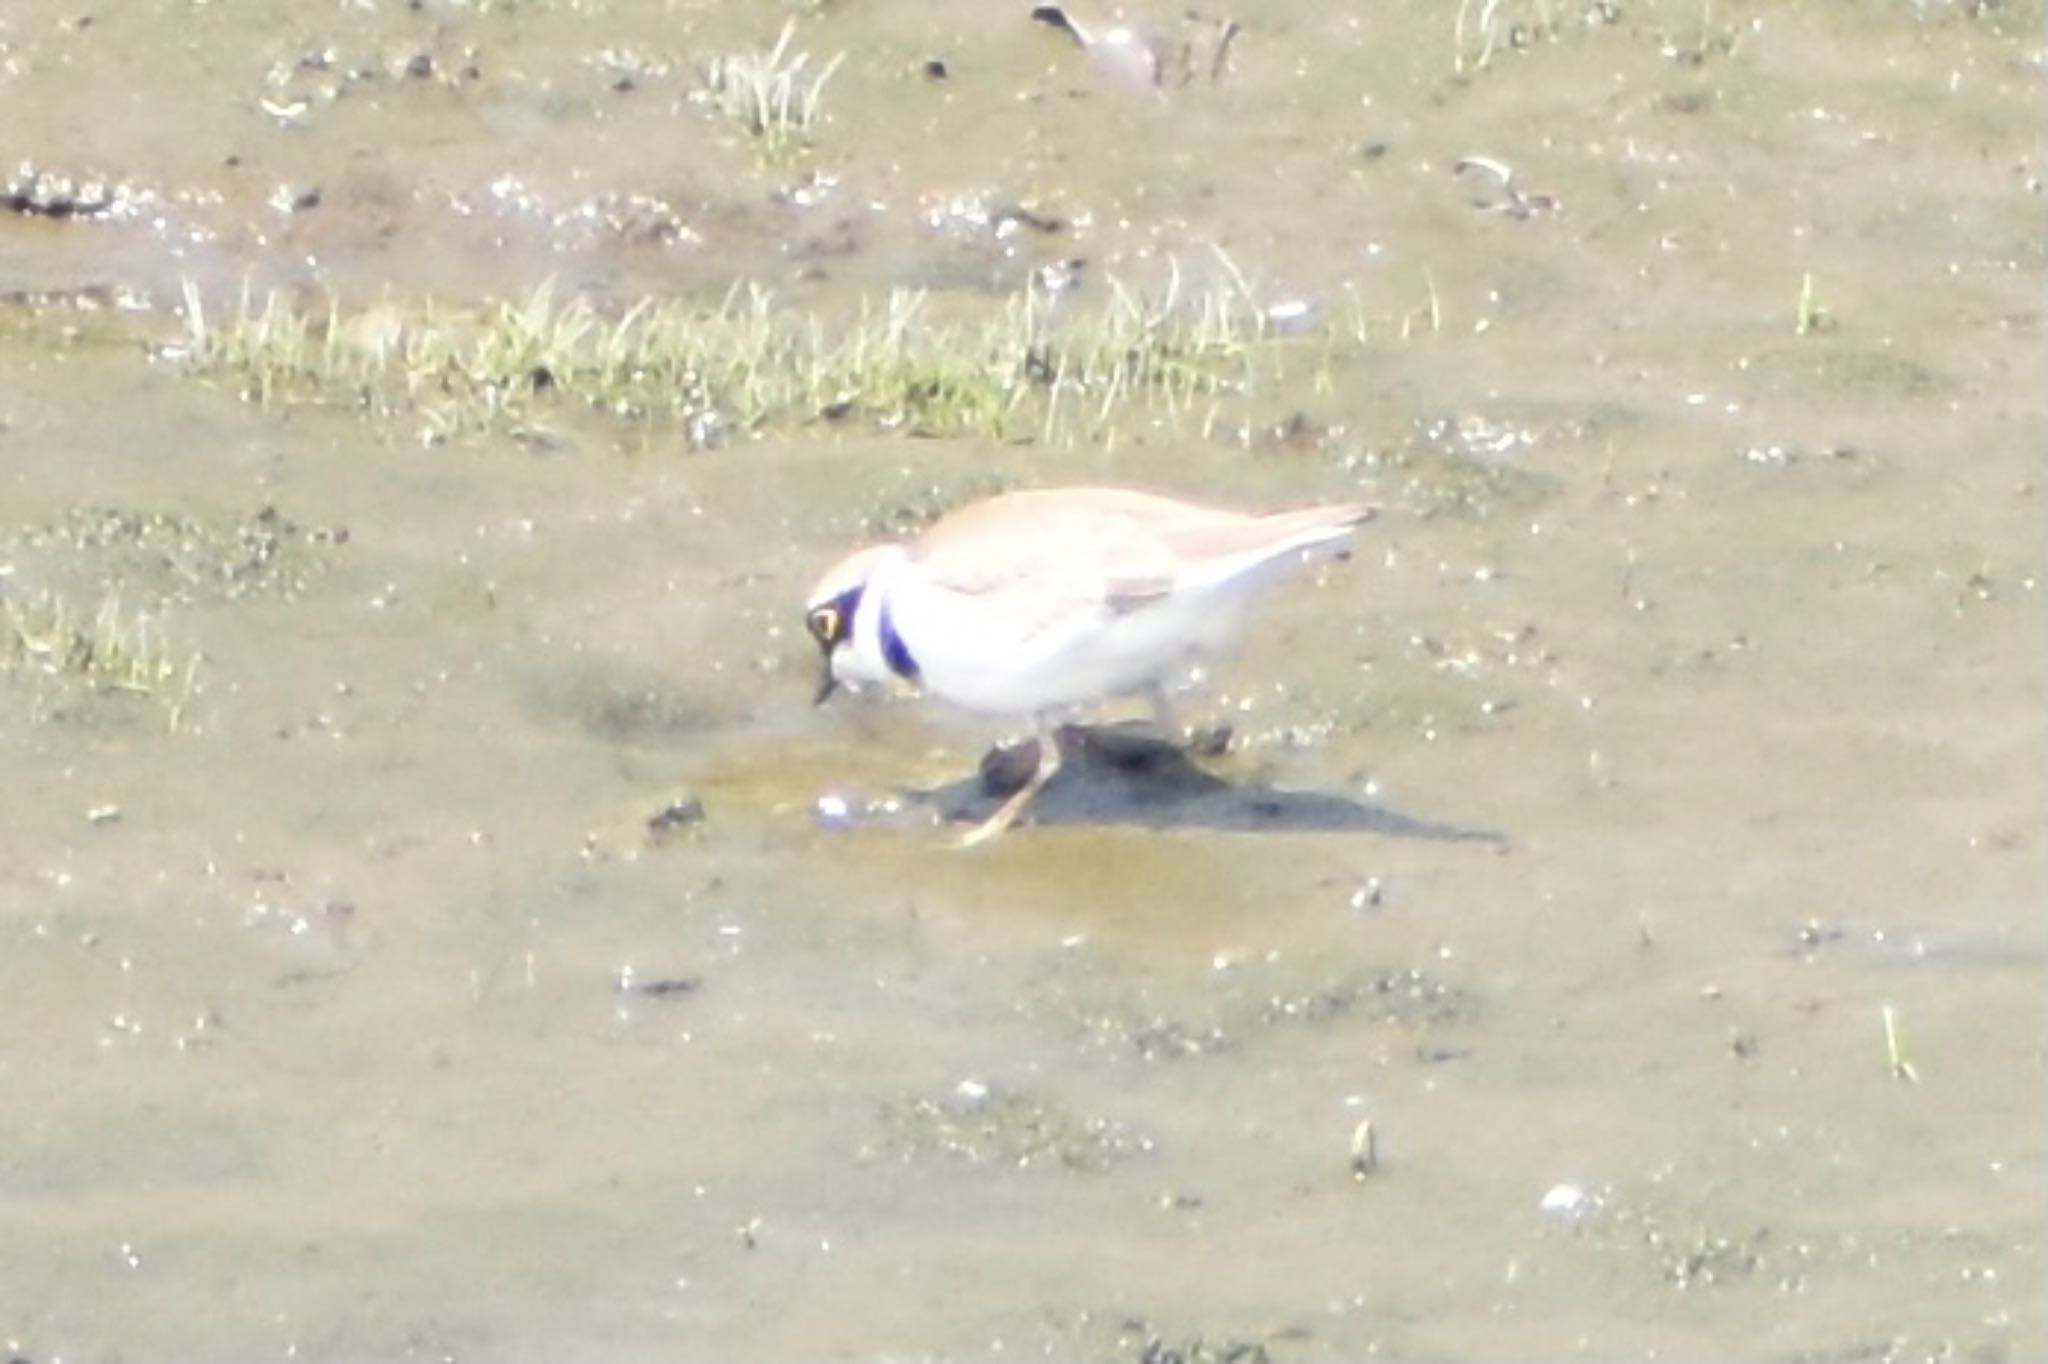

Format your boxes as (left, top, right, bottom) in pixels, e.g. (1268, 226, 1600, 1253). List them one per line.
(906, 722, 1506, 844)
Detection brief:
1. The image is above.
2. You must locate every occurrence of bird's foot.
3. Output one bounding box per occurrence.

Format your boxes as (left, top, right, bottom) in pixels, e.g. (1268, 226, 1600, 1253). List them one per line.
(978, 737, 1044, 797)
(960, 737, 1060, 847)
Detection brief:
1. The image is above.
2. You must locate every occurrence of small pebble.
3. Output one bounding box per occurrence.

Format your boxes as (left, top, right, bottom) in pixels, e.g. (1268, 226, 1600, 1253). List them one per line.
(645, 794, 706, 838)
(1265, 298, 1318, 334)
(1540, 1183, 1598, 1224)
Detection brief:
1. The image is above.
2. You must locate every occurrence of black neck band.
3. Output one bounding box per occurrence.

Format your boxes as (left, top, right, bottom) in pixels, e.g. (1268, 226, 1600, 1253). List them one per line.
(878, 604, 920, 683)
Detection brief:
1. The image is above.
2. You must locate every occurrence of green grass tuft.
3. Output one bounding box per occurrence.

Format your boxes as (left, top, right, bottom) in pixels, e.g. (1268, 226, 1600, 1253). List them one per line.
(3, 587, 200, 730)
(697, 20, 845, 161)
(173, 267, 1307, 449)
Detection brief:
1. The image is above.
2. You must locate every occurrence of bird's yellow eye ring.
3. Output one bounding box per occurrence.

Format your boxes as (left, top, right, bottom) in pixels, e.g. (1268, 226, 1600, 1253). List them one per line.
(808, 605, 842, 647)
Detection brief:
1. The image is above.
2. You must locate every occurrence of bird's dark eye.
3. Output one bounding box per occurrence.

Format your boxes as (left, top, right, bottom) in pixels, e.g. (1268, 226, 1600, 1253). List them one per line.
(807, 585, 863, 649)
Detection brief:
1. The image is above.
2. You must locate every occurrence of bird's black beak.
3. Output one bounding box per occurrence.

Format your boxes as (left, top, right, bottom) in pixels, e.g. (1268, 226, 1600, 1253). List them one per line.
(813, 645, 840, 706)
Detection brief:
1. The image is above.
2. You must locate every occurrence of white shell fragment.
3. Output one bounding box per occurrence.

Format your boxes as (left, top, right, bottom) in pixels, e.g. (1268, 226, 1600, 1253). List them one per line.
(1539, 1183, 1598, 1225)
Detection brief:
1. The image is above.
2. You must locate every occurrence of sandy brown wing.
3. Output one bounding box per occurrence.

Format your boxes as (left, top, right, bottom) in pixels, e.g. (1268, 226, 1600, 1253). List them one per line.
(908, 488, 1227, 629)
(1155, 501, 1375, 568)
(910, 489, 1373, 624)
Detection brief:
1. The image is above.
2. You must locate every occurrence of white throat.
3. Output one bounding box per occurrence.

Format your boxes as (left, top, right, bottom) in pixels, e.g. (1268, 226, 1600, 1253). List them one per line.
(837, 546, 916, 689)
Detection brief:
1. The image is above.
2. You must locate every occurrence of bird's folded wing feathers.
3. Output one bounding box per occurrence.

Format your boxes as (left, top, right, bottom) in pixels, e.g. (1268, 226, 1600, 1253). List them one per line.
(1159, 503, 1373, 565)
(909, 490, 1372, 632)
(912, 495, 1182, 595)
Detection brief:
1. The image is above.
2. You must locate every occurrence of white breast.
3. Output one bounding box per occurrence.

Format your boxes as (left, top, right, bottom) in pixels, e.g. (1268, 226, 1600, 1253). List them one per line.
(881, 565, 1264, 715)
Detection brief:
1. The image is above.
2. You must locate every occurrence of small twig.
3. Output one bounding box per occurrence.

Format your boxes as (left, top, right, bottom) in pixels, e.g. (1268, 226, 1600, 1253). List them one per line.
(1882, 1004, 1919, 1084)
(1209, 19, 1241, 83)
(1028, 3, 1087, 48)
(1795, 272, 1832, 335)
(1348, 1118, 1378, 1178)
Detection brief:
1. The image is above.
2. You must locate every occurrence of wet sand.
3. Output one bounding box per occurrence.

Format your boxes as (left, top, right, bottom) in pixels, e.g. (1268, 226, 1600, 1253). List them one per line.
(1, 1, 2042, 1359)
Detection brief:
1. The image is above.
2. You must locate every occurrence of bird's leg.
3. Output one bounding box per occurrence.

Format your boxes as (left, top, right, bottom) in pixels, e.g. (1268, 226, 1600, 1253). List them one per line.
(1147, 681, 1231, 757)
(959, 714, 1061, 847)
(1144, 681, 1182, 738)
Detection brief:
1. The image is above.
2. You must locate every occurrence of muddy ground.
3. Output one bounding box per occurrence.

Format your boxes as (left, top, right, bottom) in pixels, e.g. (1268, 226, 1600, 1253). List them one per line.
(1, 0, 2042, 1360)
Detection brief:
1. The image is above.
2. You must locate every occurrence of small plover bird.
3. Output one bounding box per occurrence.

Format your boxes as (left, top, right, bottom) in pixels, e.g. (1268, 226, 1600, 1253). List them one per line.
(806, 485, 1373, 845)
